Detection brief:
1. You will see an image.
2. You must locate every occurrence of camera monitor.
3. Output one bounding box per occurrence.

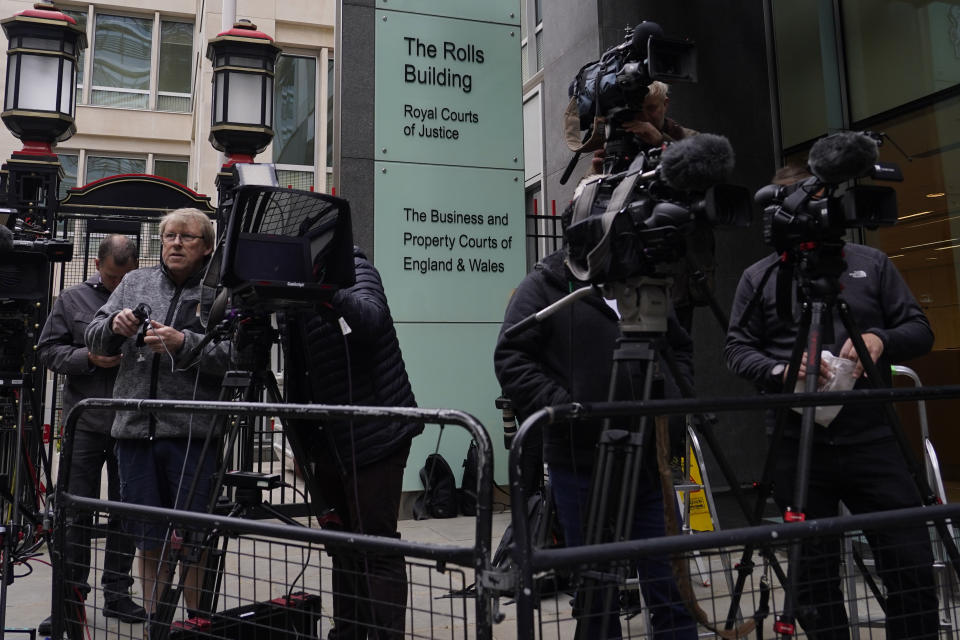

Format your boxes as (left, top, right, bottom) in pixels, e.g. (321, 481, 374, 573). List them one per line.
(216, 185, 355, 310)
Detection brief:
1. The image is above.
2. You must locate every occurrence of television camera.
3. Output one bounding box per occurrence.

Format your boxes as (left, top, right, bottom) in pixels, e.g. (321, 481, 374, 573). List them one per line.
(754, 130, 900, 320)
(563, 21, 697, 179)
(564, 134, 752, 289)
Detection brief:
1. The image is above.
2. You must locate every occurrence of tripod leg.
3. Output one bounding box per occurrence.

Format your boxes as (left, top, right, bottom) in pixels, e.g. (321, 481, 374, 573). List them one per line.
(575, 340, 657, 640)
(775, 300, 828, 638)
(655, 306, 815, 633)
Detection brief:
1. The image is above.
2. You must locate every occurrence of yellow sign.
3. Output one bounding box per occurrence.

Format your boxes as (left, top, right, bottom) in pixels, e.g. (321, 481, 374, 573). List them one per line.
(676, 450, 715, 532)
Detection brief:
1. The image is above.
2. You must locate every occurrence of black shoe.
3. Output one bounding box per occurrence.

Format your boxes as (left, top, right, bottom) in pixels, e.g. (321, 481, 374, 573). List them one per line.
(104, 597, 148, 623)
(37, 616, 52, 636)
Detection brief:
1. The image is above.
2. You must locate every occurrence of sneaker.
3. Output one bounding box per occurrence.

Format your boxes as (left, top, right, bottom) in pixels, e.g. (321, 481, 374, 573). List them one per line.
(104, 597, 148, 623)
(37, 616, 52, 636)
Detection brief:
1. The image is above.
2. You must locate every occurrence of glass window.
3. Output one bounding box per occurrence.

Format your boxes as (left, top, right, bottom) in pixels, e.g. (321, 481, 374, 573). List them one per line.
(154, 159, 189, 186)
(863, 94, 960, 350)
(860, 95, 960, 481)
(843, 0, 960, 121)
(522, 91, 542, 182)
(91, 13, 152, 109)
(520, 0, 526, 40)
(534, 0, 542, 72)
(62, 10, 86, 105)
(58, 153, 78, 199)
(273, 55, 317, 166)
(535, 30, 543, 72)
(326, 57, 334, 170)
(85, 156, 146, 183)
(521, 42, 529, 81)
(276, 169, 315, 192)
(157, 20, 193, 112)
(772, 1, 829, 147)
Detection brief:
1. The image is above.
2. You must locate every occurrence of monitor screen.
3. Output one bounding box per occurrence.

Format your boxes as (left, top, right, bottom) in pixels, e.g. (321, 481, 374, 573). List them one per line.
(232, 233, 312, 284)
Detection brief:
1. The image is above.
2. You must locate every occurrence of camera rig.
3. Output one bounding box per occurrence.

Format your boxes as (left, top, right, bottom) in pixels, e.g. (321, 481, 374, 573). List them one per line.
(564, 135, 752, 288)
(754, 131, 900, 321)
(562, 21, 697, 181)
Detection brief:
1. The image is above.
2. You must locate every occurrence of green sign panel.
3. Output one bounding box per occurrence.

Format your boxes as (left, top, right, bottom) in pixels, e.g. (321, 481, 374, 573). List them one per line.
(372, 2, 523, 486)
(375, 0, 520, 26)
(374, 162, 524, 322)
(374, 9, 523, 168)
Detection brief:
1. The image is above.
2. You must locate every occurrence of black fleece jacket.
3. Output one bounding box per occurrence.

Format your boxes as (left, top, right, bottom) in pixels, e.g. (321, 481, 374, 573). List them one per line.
(725, 243, 933, 444)
(494, 249, 694, 471)
(296, 249, 421, 468)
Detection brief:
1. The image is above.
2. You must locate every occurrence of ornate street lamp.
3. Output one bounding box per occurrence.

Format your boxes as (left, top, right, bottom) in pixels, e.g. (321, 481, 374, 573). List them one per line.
(0, 5, 85, 636)
(206, 19, 281, 164)
(1, 1, 86, 154)
(0, 1, 86, 239)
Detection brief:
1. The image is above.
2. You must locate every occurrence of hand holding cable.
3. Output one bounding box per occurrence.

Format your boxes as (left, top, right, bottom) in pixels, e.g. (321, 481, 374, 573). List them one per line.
(143, 320, 185, 354)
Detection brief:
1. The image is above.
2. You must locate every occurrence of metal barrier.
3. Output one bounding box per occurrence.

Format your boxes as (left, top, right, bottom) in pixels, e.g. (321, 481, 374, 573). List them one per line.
(51, 398, 495, 640)
(507, 384, 960, 639)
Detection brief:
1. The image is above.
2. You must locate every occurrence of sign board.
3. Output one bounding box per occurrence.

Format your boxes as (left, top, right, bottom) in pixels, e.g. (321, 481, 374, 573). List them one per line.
(373, 2, 523, 488)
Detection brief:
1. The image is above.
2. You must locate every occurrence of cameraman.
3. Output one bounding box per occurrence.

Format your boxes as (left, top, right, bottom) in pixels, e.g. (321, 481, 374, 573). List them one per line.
(724, 168, 939, 639)
(494, 205, 698, 639)
(590, 81, 695, 173)
(591, 82, 711, 336)
(291, 246, 421, 640)
(85, 208, 231, 618)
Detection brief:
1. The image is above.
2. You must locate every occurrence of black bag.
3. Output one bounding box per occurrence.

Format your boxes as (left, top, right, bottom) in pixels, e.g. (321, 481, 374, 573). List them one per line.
(459, 441, 479, 516)
(491, 486, 567, 598)
(413, 453, 458, 520)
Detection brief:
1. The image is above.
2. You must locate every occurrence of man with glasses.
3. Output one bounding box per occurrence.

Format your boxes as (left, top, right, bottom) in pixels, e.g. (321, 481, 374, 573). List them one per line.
(86, 208, 232, 623)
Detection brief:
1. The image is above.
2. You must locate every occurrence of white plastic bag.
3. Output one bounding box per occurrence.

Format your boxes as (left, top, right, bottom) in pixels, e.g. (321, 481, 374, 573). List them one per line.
(792, 350, 857, 427)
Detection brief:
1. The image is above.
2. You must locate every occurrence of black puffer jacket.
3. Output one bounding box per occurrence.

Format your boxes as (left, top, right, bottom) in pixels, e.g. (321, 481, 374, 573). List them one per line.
(494, 249, 693, 471)
(295, 248, 421, 467)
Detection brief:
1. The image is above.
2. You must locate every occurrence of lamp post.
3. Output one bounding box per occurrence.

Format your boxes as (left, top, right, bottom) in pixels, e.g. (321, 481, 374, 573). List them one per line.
(0, 0, 85, 235)
(206, 18, 281, 216)
(0, 2, 85, 636)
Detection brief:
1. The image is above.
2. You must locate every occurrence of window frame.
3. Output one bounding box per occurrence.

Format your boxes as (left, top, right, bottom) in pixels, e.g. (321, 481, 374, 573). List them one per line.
(72, 5, 194, 113)
(267, 47, 335, 193)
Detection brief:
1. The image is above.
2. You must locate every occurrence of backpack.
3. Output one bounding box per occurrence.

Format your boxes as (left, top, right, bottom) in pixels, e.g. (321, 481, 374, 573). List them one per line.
(459, 441, 479, 516)
(413, 453, 458, 520)
(491, 485, 568, 598)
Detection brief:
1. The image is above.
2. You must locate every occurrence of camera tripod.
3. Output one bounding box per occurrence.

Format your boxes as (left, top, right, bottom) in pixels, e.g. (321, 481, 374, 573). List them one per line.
(142, 312, 339, 640)
(725, 243, 960, 639)
(546, 277, 767, 640)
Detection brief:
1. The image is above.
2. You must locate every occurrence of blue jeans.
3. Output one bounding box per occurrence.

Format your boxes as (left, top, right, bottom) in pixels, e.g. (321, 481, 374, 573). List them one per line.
(549, 465, 697, 640)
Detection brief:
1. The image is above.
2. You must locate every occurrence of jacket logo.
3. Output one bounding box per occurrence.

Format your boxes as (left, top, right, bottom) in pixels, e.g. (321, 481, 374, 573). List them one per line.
(848, 270, 867, 278)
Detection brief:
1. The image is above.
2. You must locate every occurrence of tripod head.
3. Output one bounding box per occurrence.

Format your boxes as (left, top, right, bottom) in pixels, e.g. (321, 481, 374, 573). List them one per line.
(180, 304, 278, 375)
(769, 236, 850, 345)
(601, 275, 672, 335)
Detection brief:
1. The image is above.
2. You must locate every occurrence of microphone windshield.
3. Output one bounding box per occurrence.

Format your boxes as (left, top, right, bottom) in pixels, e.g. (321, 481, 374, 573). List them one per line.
(660, 134, 735, 191)
(629, 21, 663, 56)
(808, 131, 878, 184)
